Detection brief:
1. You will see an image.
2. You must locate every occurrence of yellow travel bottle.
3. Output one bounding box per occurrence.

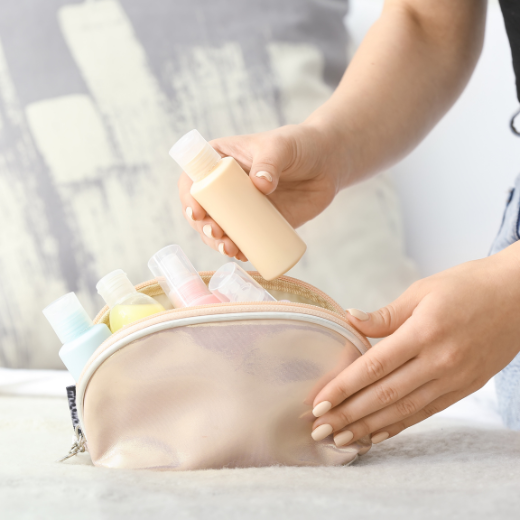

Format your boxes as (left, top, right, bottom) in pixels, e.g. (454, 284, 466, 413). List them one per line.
(96, 269, 164, 333)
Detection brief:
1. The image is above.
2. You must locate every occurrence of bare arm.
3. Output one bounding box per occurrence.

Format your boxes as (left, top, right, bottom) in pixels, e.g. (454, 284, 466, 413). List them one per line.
(306, 0, 487, 187)
(179, 0, 487, 257)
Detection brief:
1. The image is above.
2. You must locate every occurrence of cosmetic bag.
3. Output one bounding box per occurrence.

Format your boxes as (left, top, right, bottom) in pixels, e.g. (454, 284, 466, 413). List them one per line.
(72, 272, 372, 470)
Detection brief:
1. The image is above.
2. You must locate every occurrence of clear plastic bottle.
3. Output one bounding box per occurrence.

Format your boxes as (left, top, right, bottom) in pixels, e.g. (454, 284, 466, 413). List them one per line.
(96, 269, 165, 333)
(169, 130, 307, 281)
(209, 262, 276, 303)
(148, 244, 220, 308)
(43, 292, 112, 380)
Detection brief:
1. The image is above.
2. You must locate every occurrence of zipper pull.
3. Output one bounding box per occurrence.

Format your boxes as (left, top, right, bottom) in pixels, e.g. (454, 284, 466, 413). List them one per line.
(58, 425, 86, 463)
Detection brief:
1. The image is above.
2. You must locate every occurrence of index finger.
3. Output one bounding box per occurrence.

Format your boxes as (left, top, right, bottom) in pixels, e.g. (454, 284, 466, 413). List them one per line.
(311, 326, 417, 416)
(178, 171, 248, 262)
(178, 172, 207, 222)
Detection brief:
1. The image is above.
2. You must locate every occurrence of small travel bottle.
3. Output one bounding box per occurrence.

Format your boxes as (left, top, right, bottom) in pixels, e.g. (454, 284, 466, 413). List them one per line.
(148, 244, 220, 308)
(169, 130, 307, 281)
(96, 269, 165, 333)
(209, 262, 276, 303)
(43, 292, 112, 381)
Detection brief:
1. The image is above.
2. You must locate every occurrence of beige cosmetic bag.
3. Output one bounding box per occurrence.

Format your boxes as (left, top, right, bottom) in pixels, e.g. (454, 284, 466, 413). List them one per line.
(72, 272, 372, 470)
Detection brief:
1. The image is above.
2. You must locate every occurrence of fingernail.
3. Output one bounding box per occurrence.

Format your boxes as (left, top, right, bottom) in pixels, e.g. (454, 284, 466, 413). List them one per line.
(255, 171, 273, 182)
(203, 225, 213, 238)
(218, 243, 226, 256)
(312, 401, 332, 418)
(347, 308, 369, 321)
(334, 430, 354, 447)
(371, 432, 389, 444)
(185, 207, 194, 221)
(311, 424, 333, 441)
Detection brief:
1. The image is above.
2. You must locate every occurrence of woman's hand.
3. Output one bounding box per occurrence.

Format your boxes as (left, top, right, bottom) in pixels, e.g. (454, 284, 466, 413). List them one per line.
(310, 242, 520, 446)
(176, 0, 486, 260)
(177, 124, 345, 259)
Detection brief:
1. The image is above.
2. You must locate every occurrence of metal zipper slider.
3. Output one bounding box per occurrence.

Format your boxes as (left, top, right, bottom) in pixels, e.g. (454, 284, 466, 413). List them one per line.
(58, 425, 86, 463)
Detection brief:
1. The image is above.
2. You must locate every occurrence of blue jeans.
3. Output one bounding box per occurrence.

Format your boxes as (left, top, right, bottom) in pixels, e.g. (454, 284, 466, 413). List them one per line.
(490, 174, 520, 429)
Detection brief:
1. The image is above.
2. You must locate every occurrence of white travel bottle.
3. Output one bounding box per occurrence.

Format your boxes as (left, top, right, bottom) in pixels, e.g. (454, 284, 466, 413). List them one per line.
(209, 262, 276, 303)
(169, 130, 307, 281)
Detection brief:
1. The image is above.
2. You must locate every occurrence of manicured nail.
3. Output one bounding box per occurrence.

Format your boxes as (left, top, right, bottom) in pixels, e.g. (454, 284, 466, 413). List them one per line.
(255, 171, 273, 182)
(334, 430, 354, 447)
(339, 446, 359, 454)
(312, 401, 332, 418)
(311, 424, 333, 441)
(185, 207, 194, 221)
(203, 225, 213, 238)
(218, 243, 226, 255)
(347, 308, 369, 321)
(371, 432, 389, 444)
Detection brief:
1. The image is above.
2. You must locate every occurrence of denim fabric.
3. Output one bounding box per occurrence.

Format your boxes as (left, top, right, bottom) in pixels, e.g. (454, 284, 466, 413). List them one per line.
(490, 173, 520, 430)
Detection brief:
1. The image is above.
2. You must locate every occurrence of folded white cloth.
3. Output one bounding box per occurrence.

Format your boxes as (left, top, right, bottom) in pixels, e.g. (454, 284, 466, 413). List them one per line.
(0, 394, 517, 520)
(0, 368, 74, 397)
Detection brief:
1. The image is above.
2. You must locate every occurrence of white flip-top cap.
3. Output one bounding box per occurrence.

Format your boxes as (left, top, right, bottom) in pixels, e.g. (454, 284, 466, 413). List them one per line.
(96, 269, 136, 309)
(43, 292, 93, 345)
(209, 263, 276, 303)
(169, 130, 222, 182)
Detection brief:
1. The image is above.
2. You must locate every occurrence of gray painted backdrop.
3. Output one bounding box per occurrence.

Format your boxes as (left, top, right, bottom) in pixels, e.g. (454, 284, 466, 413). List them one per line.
(0, 0, 355, 368)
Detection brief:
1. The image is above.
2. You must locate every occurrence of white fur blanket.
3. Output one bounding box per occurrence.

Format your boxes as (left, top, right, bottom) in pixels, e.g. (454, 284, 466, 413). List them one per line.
(1, 393, 519, 519)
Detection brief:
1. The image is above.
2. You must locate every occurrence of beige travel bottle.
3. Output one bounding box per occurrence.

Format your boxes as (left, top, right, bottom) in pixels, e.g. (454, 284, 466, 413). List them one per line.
(170, 130, 306, 281)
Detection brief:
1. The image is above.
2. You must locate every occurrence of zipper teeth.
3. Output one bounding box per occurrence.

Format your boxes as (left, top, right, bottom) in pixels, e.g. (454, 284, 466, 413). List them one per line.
(93, 272, 346, 325)
(91, 302, 358, 350)
(86, 273, 372, 372)
(200, 271, 344, 314)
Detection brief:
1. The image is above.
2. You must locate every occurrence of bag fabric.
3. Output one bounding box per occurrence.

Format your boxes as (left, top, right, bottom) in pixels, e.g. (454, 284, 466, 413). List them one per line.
(77, 274, 372, 470)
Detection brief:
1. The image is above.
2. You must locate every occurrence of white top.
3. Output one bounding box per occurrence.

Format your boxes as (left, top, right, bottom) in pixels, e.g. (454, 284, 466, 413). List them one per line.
(169, 129, 222, 182)
(96, 269, 136, 309)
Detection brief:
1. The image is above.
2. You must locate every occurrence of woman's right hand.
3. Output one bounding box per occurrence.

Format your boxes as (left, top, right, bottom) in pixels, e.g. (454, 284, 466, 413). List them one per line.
(177, 123, 347, 260)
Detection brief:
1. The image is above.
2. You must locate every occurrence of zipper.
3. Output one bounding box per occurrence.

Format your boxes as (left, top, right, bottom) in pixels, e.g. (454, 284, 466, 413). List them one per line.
(93, 272, 347, 325)
(58, 426, 86, 463)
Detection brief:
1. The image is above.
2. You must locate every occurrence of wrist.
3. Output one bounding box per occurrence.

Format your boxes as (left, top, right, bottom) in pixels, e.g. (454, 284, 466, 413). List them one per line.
(301, 110, 356, 190)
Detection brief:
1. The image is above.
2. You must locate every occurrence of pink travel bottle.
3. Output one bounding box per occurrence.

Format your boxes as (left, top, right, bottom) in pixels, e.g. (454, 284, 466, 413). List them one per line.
(148, 245, 220, 308)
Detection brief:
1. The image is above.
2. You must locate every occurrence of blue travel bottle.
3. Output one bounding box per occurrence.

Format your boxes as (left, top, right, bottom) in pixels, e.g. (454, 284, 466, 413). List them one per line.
(43, 292, 111, 381)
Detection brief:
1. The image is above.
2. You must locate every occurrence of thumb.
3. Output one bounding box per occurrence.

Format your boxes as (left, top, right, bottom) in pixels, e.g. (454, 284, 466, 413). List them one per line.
(248, 137, 294, 196)
(346, 282, 423, 338)
(211, 131, 295, 196)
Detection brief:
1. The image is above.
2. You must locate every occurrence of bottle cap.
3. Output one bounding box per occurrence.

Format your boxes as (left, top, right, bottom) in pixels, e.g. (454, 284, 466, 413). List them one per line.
(209, 263, 276, 303)
(148, 244, 219, 308)
(169, 130, 222, 182)
(96, 269, 136, 308)
(43, 292, 93, 345)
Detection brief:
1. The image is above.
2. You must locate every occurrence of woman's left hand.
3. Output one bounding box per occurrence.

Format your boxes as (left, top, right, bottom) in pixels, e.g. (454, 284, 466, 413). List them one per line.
(310, 242, 520, 446)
